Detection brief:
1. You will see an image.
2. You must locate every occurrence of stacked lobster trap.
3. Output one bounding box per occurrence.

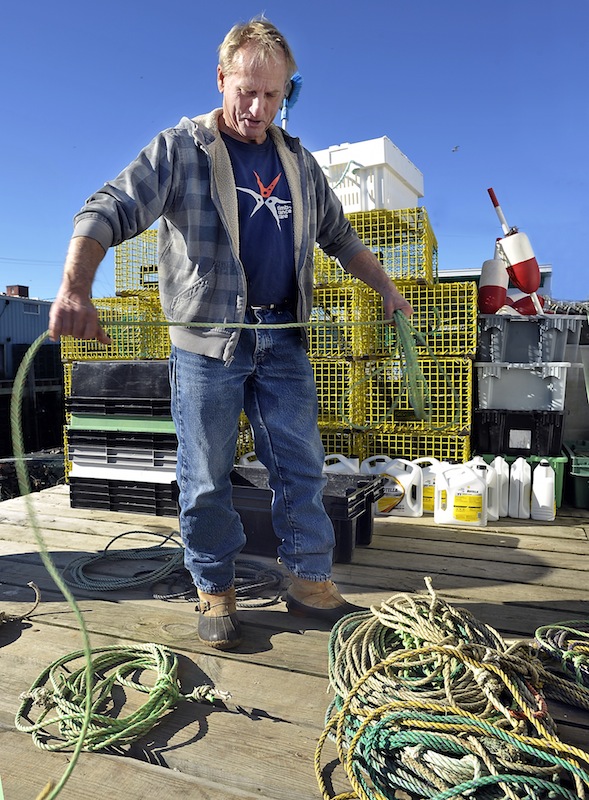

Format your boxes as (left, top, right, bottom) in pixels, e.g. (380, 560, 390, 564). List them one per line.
(61, 237, 177, 514)
(309, 207, 477, 464)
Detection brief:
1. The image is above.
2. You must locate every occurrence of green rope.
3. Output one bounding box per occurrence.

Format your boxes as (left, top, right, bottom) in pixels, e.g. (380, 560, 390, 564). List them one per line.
(62, 530, 185, 592)
(15, 642, 230, 752)
(95, 311, 439, 428)
(11, 331, 94, 799)
(10, 331, 232, 800)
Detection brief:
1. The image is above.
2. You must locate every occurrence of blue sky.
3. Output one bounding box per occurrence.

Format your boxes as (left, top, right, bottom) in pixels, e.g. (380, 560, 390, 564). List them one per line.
(2, 0, 587, 302)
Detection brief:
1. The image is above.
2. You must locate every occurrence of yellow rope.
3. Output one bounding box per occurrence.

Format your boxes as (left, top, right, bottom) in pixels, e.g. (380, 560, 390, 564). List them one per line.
(316, 580, 589, 800)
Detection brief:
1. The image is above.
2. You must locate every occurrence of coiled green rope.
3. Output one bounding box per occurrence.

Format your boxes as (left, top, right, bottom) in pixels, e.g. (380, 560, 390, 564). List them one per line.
(315, 578, 589, 800)
(11, 331, 94, 799)
(62, 530, 185, 592)
(10, 333, 229, 799)
(15, 642, 230, 753)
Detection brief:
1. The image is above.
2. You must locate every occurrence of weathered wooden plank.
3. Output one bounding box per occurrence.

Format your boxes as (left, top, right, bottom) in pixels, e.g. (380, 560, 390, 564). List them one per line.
(372, 527, 589, 556)
(364, 535, 589, 571)
(0, 729, 281, 800)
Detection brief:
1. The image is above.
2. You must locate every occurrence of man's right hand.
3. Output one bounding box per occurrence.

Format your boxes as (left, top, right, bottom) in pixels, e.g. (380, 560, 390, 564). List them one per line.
(48, 290, 112, 344)
(48, 236, 111, 344)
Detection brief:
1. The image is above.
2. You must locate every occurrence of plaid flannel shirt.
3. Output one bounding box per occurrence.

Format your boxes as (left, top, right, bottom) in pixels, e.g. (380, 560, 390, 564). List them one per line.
(72, 109, 366, 361)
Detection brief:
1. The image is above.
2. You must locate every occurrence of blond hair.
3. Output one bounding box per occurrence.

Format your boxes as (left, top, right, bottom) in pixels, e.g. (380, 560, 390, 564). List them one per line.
(218, 17, 297, 80)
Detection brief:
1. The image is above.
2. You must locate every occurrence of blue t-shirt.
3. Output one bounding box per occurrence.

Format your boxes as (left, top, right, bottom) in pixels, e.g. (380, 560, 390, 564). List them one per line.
(221, 132, 295, 306)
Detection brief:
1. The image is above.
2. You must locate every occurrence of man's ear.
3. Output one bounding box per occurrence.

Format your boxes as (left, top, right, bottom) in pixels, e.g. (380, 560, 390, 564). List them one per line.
(217, 64, 225, 93)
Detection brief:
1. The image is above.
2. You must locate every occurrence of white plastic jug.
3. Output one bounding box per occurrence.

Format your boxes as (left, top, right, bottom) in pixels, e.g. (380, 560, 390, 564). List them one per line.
(468, 456, 499, 522)
(531, 459, 556, 521)
(360, 455, 423, 517)
(491, 455, 510, 518)
(508, 457, 531, 519)
(434, 463, 487, 527)
(323, 454, 360, 474)
(239, 451, 265, 467)
(412, 457, 443, 514)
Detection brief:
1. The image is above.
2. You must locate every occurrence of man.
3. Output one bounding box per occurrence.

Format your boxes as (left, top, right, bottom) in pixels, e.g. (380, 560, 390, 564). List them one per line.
(49, 18, 412, 650)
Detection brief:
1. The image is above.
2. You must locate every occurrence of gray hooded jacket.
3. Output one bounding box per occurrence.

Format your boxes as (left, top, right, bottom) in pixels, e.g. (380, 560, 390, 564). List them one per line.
(72, 109, 368, 362)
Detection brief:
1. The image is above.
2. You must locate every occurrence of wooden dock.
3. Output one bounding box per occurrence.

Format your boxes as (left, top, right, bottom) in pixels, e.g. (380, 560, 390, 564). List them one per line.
(1, 484, 589, 799)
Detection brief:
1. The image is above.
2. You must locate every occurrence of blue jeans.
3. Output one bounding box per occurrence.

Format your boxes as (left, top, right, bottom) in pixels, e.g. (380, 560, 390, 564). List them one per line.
(169, 308, 335, 593)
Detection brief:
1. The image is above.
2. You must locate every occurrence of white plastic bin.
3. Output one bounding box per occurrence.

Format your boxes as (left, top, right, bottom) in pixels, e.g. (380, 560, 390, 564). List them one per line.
(475, 362, 570, 411)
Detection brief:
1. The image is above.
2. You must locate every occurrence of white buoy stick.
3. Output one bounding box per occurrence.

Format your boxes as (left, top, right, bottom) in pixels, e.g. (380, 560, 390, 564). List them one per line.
(488, 187, 512, 236)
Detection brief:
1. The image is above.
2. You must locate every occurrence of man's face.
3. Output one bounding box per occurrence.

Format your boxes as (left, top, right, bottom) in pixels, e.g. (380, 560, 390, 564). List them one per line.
(217, 45, 288, 144)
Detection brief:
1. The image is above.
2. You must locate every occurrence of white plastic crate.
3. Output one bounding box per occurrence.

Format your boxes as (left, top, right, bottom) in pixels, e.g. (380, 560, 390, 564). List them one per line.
(68, 465, 176, 484)
(311, 137, 423, 212)
(475, 362, 570, 411)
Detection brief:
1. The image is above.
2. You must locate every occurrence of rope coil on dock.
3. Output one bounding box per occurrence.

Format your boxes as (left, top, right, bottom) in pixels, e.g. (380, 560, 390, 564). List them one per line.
(536, 621, 589, 690)
(15, 642, 230, 753)
(315, 578, 589, 800)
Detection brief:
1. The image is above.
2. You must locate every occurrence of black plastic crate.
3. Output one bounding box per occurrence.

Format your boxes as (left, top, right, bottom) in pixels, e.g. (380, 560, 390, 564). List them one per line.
(66, 397, 173, 417)
(69, 477, 178, 517)
(472, 409, 565, 457)
(230, 465, 384, 564)
(70, 360, 170, 398)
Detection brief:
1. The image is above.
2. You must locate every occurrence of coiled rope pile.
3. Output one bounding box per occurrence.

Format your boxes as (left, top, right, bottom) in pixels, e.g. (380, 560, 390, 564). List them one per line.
(315, 578, 589, 800)
(536, 621, 589, 690)
(15, 642, 230, 753)
(60, 529, 285, 606)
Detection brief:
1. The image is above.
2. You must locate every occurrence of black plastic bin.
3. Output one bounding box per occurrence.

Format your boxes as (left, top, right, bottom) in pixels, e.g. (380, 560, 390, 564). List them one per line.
(68, 360, 172, 417)
(70, 360, 171, 398)
(230, 465, 384, 564)
(69, 477, 179, 517)
(472, 409, 565, 457)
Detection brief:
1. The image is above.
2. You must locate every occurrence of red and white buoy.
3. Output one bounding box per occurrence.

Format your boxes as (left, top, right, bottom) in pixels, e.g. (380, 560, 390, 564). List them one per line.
(478, 240, 509, 313)
(487, 188, 543, 315)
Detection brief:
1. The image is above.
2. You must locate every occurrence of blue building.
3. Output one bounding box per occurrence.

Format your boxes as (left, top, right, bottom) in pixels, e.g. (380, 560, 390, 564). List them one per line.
(0, 285, 63, 457)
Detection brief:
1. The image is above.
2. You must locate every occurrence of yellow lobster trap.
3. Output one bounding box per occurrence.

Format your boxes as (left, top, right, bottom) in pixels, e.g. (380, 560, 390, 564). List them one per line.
(60, 296, 170, 362)
(370, 281, 478, 357)
(309, 285, 378, 358)
(313, 207, 438, 286)
(114, 229, 159, 296)
(357, 356, 473, 433)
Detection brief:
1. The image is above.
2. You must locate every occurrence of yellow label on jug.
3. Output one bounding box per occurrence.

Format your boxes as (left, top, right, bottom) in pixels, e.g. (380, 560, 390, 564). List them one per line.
(377, 475, 405, 513)
(377, 495, 403, 513)
(453, 493, 483, 522)
(423, 486, 435, 512)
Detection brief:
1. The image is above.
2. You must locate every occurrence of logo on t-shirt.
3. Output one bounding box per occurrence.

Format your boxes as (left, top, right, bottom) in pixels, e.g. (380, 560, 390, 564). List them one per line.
(237, 171, 292, 229)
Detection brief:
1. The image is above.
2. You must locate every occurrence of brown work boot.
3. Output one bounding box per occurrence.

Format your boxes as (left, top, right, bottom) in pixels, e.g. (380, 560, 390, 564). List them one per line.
(286, 575, 364, 624)
(197, 586, 242, 650)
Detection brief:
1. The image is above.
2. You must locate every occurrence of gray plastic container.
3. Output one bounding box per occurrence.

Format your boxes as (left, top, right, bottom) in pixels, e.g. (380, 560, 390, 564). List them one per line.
(475, 362, 570, 411)
(477, 314, 583, 363)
